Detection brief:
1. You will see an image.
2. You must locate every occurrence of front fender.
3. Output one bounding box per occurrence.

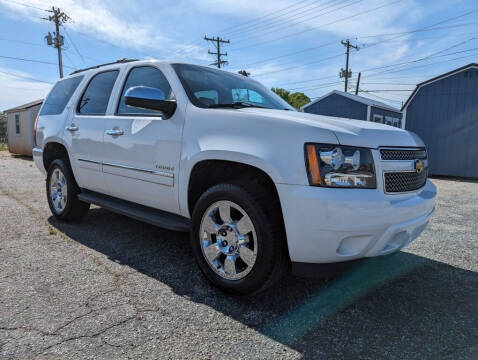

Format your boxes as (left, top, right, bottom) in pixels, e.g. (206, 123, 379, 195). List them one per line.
(178, 150, 283, 218)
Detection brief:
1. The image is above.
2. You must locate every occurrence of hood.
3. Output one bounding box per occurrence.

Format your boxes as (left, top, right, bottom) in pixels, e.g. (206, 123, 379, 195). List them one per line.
(237, 108, 423, 149)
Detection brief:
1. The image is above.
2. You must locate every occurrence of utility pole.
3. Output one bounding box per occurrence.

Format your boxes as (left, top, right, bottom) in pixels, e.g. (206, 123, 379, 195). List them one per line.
(355, 72, 361, 95)
(43, 7, 70, 78)
(204, 35, 230, 68)
(340, 39, 359, 92)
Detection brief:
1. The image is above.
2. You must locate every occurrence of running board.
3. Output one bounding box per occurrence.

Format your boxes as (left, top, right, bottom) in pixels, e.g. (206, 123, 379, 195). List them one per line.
(78, 190, 191, 232)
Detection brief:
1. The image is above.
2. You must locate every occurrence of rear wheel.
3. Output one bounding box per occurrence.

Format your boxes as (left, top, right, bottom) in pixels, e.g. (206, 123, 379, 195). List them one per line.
(191, 183, 287, 295)
(46, 158, 89, 221)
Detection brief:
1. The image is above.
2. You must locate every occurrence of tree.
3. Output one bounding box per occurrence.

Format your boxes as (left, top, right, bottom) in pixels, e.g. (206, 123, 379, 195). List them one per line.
(288, 92, 310, 110)
(271, 87, 310, 110)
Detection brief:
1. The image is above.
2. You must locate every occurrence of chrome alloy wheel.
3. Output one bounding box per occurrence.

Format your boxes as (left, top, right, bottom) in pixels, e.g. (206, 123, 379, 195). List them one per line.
(199, 200, 258, 280)
(49, 168, 68, 214)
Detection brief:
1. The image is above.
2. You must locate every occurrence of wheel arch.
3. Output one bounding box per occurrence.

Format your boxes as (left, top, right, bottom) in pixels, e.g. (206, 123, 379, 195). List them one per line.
(181, 151, 284, 217)
(42, 140, 71, 171)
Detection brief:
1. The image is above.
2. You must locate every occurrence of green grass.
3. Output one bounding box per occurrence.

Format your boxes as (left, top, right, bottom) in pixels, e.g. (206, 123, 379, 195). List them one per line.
(0, 142, 7, 151)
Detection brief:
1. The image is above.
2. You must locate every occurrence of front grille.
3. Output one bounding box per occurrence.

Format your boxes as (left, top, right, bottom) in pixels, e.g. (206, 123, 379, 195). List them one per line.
(380, 148, 427, 160)
(384, 171, 427, 193)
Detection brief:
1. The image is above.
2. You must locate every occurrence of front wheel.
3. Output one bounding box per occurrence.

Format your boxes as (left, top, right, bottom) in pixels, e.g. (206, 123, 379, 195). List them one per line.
(191, 183, 287, 295)
(46, 158, 90, 221)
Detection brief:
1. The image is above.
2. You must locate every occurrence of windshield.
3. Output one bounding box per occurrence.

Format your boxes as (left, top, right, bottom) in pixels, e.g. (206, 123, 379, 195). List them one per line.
(172, 63, 295, 111)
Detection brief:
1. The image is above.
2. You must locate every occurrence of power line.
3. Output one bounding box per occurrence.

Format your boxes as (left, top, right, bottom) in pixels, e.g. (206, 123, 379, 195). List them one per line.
(204, 35, 230, 68)
(0, 54, 74, 69)
(215, 0, 316, 36)
(232, 0, 404, 51)
(360, 92, 403, 104)
(1, 0, 47, 11)
(224, 0, 335, 39)
(231, 0, 357, 44)
(62, 50, 78, 69)
(62, 25, 86, 65)
(243, 20, 478, 73)
(340, 40, 359, 92)
(361, 40, 478, 78)
(182, 0, 318, 51)
(274, 33, 478, 87)
(366, 51, 478, 79)
(43, 6, 70, 78)
(0, 69, 53, 84)
(0, 37, 44, 47)
(254, 52, 344, 77)
(242, 8, 478, 77)
(242, 40, 337, 68)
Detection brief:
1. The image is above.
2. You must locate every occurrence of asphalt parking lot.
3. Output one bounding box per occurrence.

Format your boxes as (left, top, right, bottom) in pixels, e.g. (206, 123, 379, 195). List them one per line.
(0, 151, 477, 359)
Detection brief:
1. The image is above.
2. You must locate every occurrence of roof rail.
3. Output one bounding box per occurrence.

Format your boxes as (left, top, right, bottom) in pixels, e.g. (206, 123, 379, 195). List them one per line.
(69, 58, 139, 75)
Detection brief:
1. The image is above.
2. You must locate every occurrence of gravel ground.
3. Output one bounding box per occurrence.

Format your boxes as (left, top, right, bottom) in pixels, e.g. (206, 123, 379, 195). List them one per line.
(0, 151, 477, 359)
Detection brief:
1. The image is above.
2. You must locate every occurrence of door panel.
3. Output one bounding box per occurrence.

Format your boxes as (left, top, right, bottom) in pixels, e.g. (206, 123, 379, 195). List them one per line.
(101, 65, 183, 214)
(102, 115, 181, 213)
(68, 69, 120, 192)
(68, 114, 105, 192)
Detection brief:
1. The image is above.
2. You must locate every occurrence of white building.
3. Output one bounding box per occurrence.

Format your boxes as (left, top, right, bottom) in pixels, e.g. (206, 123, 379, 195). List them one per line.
(4, 99, 43, 156)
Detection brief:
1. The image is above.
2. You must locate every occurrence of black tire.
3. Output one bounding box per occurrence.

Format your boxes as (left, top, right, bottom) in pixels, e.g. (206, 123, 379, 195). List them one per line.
(46, 158, 90, 221)
(191, 183, 288, 295)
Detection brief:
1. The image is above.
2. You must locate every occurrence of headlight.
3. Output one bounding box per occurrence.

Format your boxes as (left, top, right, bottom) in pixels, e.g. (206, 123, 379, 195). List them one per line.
(305, 143, 376, 188)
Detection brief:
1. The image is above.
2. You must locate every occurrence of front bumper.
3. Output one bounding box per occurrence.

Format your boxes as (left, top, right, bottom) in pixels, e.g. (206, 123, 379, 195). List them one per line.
(277, 180, 436, 264)
(32, 147, 46, 175)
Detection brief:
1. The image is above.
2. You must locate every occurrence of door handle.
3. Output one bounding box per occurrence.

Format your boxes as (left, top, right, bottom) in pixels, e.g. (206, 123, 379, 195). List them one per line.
(66, 125, 79, 132)
(106, 129, 124, 136)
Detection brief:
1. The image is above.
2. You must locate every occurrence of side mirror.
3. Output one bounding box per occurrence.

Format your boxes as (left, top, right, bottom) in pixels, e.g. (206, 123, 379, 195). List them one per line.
(124, 86, 177, 117)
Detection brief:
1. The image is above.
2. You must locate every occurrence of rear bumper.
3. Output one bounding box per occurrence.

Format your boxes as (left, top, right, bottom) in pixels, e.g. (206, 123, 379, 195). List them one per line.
(277, 180, 436, 264)
(32, 147, 46, 175)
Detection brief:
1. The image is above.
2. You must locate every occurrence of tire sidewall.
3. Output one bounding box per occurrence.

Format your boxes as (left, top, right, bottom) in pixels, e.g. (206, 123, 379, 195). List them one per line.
(191, 184, 277, 294)
(46, 159, 75, 219)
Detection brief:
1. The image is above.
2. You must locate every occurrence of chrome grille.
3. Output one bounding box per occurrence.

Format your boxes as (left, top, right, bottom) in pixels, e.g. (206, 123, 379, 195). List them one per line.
(380, 148, 427, 160)
(384, 171, 427, 193)
(381, 147, 428, 193)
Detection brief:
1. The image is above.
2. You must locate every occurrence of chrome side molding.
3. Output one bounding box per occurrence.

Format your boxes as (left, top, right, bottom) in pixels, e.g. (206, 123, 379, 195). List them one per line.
(77, 158, 173, 179)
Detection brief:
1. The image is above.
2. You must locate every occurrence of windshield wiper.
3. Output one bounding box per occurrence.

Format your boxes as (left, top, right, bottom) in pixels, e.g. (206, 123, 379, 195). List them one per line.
(208, 101, 268, 109)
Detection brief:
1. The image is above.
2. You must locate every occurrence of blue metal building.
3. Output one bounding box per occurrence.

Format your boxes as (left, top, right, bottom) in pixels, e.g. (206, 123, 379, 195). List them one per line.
(402, 63, 478, 178)
(301, 90, 403, 127)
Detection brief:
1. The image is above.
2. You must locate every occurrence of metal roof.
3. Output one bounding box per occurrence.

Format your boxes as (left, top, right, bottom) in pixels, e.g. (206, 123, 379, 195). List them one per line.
(4, 99, 44, 113)
(401, 63, 478, 111)
(301, 90, 400, 113)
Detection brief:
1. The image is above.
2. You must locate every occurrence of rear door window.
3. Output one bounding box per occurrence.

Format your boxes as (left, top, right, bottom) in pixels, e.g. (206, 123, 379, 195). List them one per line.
(78, 70, 119, 115)
(40, 76, 83, 115)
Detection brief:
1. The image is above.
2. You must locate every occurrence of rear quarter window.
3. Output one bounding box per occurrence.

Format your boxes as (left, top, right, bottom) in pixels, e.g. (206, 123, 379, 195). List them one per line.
(40, 76, 84, 116)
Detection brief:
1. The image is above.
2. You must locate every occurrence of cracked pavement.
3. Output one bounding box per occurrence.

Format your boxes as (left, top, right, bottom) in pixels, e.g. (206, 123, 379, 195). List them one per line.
(0, 151, 477, 359)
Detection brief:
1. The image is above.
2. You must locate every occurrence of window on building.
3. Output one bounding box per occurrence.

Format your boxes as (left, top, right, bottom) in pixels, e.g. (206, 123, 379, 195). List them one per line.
(117, 66, 174, 116)
(373, 114, 383, 123)
(385, 116, 401, 128)
(40, 76, 84, 116)
(78, 70, 119, 115)
(15, 114, 20, 134)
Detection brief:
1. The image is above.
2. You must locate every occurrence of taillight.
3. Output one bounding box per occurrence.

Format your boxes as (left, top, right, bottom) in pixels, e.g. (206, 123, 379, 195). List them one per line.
(33, 115, 39, 147)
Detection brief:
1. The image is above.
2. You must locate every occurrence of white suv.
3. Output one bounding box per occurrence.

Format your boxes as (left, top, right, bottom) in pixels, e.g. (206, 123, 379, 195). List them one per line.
(33, 59, 436, 294)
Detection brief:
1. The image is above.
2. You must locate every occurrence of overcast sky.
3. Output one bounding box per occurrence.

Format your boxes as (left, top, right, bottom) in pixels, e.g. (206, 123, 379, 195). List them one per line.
(0, 0, 477, 110)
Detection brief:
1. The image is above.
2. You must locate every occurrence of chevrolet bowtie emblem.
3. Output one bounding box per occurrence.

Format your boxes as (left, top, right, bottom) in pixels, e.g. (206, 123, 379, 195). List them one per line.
(414, 159, 425, 173)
